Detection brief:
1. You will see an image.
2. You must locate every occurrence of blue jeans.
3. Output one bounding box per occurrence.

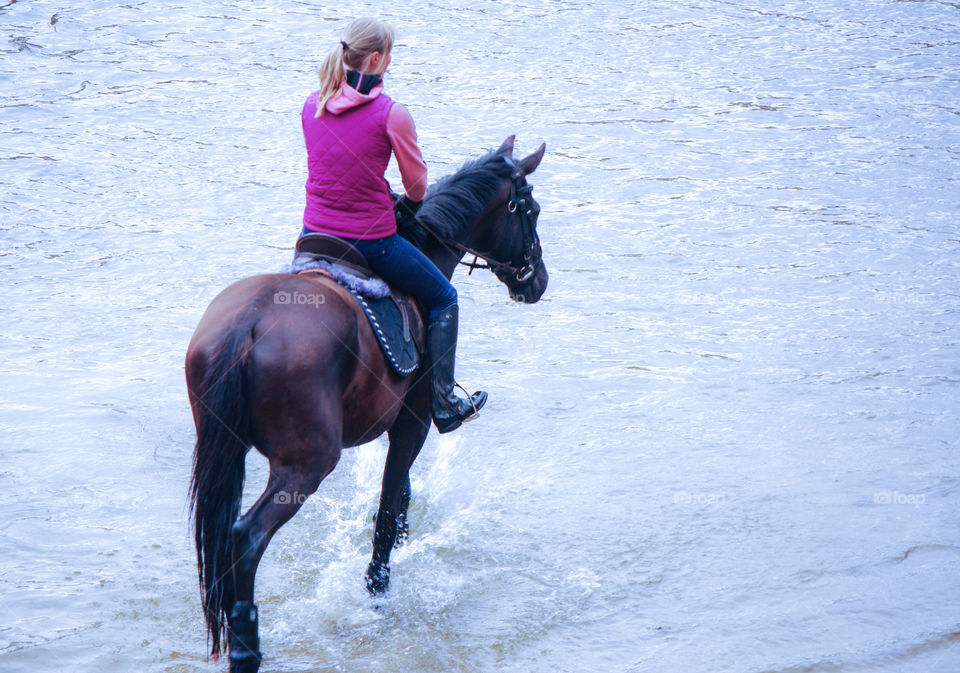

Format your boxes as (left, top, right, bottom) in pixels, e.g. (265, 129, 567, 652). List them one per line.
(299, 228, 457, 320)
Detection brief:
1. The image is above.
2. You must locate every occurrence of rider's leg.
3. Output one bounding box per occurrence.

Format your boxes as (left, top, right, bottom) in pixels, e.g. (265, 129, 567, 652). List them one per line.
(424, 303, 487, 432)
(350, 233, 456, 318)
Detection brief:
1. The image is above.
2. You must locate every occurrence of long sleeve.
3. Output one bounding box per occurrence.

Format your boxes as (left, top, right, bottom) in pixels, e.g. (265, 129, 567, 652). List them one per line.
(386, 103, 428, 202)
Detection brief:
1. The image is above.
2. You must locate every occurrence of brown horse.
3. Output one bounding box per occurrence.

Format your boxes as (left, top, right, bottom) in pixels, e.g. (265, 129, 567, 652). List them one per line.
(186, 136, 547, 672)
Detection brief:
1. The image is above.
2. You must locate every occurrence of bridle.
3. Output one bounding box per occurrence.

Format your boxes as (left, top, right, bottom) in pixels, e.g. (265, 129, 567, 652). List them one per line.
(448, 155, 542, 283)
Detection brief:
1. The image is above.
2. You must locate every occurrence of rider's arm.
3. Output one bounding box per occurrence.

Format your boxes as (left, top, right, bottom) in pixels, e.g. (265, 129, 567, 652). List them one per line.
(387, 103, 427, 202)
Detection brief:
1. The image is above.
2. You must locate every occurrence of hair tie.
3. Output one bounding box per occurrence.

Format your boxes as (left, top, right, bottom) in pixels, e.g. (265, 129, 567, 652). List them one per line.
(340, 40, 349, 51)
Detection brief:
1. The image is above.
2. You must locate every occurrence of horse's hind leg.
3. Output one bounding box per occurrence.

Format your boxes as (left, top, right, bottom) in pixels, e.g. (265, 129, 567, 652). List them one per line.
(366, 377, 431, 594)
(228, 450, 340, 673)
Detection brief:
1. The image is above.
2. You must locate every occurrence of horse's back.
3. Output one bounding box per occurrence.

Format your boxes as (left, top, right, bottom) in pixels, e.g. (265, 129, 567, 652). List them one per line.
(187, 273, 409, 453)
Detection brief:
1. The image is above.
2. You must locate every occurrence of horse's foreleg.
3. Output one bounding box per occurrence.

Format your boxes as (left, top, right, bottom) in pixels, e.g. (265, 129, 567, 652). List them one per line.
(366, 379, 431, 594)
(228, 455, 339, 673)
(394, 475, 412, 548)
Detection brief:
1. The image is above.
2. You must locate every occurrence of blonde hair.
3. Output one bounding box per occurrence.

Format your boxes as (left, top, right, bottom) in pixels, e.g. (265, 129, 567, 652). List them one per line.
(315, 18, 395, 117)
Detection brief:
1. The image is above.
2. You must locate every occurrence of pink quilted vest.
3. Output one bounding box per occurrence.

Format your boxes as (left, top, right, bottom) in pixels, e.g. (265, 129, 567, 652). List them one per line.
(301, 90, 397, 239)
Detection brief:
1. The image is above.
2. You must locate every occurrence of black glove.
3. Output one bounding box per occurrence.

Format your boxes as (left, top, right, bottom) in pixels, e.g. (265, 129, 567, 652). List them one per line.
(394, 195, 422, 221)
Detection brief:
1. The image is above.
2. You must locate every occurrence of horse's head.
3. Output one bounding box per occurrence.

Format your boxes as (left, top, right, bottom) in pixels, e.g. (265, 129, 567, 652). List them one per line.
(463, 136, 549, 304)
(413, 136, 549, 303)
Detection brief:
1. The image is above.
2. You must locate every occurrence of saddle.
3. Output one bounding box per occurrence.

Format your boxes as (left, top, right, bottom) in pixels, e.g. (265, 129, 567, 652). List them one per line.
(294, 233, 376, 281)
(293, 233, 425, 377)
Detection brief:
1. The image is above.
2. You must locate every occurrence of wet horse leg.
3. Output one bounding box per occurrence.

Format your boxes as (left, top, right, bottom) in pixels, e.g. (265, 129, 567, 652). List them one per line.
(228, 451, 340, 673)
(366, 377, 431, 594)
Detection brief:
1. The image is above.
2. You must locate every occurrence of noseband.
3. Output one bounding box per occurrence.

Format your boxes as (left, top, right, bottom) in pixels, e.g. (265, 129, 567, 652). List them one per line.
(452, 156, 542, 282)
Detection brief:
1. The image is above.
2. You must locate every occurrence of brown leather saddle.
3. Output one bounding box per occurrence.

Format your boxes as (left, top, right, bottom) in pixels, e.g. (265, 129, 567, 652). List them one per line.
(294, 233, 376, 280)
(293, 233, 425, 376)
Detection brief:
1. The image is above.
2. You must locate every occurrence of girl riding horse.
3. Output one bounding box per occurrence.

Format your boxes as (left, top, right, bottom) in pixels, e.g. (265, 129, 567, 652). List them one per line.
(300, 17, 485, 432)
(186, 17, 547, 672)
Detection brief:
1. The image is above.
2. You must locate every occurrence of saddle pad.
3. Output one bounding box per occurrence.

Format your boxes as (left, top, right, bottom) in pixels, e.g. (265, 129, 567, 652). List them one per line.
(287, 255, 390, 298)
(292, 269, 424, 376)
(346, 286, 424, 376)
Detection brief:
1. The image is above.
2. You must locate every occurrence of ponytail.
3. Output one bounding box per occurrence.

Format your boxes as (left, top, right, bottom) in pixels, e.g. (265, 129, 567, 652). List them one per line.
(315, 18, 395, 117)
(315, 42, 346, 117)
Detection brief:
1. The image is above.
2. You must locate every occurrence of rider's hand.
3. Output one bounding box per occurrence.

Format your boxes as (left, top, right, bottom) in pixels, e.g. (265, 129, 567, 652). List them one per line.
(394, 195, 422, 221)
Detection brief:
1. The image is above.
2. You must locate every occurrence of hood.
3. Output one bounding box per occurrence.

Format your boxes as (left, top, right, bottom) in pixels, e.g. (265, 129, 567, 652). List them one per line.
(325, 82, 384, 115)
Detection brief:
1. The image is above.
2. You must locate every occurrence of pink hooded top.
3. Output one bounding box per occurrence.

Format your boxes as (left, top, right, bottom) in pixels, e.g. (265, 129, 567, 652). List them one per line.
(301, 81, 428, 239)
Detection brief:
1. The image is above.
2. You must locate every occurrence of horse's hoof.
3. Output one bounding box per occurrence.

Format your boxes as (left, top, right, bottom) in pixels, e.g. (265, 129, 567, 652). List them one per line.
(228, 602, 262, 673)
(229, 653, 262, 673)
(365, 561, 390, 595)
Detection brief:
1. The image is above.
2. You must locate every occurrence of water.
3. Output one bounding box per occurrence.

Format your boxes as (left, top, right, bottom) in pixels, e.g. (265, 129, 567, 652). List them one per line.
(2, 1, 959, 671)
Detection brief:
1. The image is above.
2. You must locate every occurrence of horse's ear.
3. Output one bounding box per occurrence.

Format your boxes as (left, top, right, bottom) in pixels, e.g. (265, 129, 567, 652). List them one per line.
(496, 135, 516, 156)
(519, 142, 546, 176)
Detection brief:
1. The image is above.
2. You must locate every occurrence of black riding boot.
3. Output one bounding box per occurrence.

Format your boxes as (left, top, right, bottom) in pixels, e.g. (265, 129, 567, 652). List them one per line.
(428, 305, 487, 433)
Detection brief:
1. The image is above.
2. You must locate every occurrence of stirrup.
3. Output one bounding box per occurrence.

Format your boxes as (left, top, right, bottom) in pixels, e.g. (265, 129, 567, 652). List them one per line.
(455, 383, 480, 422)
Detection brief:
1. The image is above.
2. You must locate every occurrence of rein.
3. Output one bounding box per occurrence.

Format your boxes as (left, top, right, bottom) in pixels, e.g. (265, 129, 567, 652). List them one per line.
(432, 156, 541, 282)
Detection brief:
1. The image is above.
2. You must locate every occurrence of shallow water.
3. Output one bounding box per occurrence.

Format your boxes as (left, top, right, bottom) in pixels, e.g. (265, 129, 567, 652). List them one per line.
(2, 1, 959, 672)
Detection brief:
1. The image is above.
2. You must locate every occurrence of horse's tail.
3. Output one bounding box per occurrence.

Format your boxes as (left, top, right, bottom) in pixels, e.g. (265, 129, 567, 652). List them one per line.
(188, 325, 253, 657)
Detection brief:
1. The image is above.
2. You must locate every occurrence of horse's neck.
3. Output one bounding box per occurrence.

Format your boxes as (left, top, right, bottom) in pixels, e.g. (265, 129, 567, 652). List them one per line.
(420, 178, 503, 281)
(422, 237, 464, 282)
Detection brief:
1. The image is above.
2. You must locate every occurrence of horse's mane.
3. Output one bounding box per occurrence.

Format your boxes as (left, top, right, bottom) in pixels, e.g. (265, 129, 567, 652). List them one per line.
(397, 150, 512, 248)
